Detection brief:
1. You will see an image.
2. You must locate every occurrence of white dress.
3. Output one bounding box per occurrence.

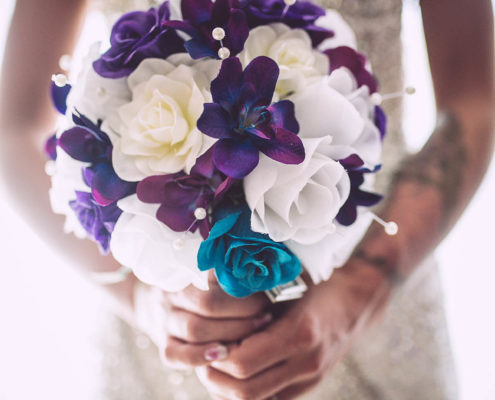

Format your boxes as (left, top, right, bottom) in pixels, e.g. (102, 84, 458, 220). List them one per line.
(90, 1, 459, 398)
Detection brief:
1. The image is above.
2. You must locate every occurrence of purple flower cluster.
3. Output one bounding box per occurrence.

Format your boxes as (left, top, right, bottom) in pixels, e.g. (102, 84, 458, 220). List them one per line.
(57, 113, 136, 252)
(235, 0, 333, 46)
(93, 0, 332, 74)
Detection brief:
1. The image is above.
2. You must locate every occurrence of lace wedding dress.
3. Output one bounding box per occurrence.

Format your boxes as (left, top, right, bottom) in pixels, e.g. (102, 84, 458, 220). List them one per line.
(90, 1, 458, 398)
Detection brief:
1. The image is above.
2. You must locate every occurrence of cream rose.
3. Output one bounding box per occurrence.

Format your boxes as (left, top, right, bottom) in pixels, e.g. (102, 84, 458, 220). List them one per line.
(244, 136, 350, 245)
(110, 56, 220, 181)
(110, 195, 209, 292)
(238, 23, 329, 98)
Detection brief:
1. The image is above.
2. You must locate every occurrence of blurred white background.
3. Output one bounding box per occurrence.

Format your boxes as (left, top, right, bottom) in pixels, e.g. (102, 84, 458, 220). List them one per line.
(0, 1, 494, 399)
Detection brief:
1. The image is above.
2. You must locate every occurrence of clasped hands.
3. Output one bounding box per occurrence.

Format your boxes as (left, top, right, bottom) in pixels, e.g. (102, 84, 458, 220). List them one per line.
(135, 262, 391, 400)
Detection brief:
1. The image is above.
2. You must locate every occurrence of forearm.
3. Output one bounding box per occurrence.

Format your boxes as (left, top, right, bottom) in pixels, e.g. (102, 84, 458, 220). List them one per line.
(0, 130, 138, 324)
(352, 108, 494, 284)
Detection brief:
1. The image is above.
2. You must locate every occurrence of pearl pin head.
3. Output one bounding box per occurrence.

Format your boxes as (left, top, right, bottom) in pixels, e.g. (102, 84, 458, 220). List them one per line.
(212, 27, 226, 41)
(194, 207, 207, 220)
(284, 0, 297, 5)
(218, 47, 231, 60)
(52, 73, 68, 87)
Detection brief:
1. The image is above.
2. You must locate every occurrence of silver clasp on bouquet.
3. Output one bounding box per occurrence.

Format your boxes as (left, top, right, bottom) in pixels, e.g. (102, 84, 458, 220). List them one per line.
(265, 276, 308, 303)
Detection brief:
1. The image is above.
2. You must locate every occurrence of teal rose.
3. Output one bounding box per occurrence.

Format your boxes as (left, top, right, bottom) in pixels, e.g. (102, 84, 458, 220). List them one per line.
(197, 206, 302, 297)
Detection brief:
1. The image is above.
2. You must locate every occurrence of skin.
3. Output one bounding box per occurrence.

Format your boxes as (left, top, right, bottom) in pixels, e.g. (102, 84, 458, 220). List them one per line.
(1, 0, 494, 399)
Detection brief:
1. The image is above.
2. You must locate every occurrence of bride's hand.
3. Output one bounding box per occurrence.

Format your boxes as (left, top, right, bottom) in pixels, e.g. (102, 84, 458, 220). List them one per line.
(133, 273, 272, 370)
(195, 261, 392, 400)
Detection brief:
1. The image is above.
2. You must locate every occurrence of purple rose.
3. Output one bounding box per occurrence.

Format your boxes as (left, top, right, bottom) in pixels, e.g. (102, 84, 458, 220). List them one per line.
(93, 1, 184, 78)
(69, 191, 122, 254)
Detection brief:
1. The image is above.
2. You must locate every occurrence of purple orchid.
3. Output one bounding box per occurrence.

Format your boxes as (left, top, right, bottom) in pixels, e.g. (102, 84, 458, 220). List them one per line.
(93, 1, 184, 78)
(44, 133, 58, 161)
(197, 56, 305, 178)
(137, 149, 237, 239)
(374, 106, 387, 140)
(58, 113, 136, 206)
(165, 0, 249, 59)
(69, 191, 122, 254)
(337, 154, 382, 226)
(325, 46, 378, 93)
(50, 81, 71, 115)
(235, 0, 333, 47)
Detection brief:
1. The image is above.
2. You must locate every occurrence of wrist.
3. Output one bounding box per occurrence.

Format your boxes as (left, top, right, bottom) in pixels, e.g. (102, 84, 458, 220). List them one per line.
(331, 257, 394, 333)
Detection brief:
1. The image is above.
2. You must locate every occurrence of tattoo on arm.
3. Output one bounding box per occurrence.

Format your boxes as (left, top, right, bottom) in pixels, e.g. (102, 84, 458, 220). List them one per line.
(352, 249, 401, 286)
(393, 112, 468, 226)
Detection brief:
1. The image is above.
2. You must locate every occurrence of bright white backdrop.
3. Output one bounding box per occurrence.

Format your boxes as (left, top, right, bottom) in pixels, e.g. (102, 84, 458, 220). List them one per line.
(0, 1, 494, 399)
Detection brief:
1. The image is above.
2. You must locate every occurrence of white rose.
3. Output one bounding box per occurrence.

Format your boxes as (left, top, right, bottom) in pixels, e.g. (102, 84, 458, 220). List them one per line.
(244, 136, 350, 245)
(110, 194, 209, 292)
(286, 211, 372, 285)
(289, 71, 382, 168)
(110, 56, 221, 181)
(48, 148, 88, 238)
(315, 10, 357, 51)
(238, 23, 329, 98)
(66, 42, 131, 124)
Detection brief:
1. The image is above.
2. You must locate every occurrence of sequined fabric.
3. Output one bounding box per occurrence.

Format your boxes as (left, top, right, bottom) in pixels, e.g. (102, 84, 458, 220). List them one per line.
(89, 1, 458, 398)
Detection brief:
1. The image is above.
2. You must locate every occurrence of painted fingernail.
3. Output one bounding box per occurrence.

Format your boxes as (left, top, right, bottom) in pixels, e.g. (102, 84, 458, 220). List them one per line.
(254, 312, 273, 328)
(204, 345, 228, 361)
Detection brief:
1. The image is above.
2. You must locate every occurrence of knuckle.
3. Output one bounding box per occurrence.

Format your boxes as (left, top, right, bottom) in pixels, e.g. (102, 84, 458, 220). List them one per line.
(306, 348, 325, 376)
(184, 316, 205, 342)
(294, 315, 319, 350)
(197, 291, 217, 316)
(162, 343, 176, 364)
(232, 384, 256, 400)
(229, 357, 254, 380)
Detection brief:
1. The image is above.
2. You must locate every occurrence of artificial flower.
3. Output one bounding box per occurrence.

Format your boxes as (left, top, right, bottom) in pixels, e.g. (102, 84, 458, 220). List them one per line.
(197, 206, 301, 297)
(58, 113, 136, 206)
(289, 71, 382, 169)
(197, 56, 304, 178)
(137, 149, 236, 239)
(238, 23, 328, 97)
(93, 1, 184, 78)
(111, 194, 209, 292)
(66, 43, 131, 125)
(235, 0, 333, 47)
(165, 0, 249, 59)
(244, 136, 349, 245)
(336, 154, 382, 226)
(110, 57, 220, 181)
(69, 191, 122, 253)
(324, 46, 377, 93)
(50, 81, 71, 115)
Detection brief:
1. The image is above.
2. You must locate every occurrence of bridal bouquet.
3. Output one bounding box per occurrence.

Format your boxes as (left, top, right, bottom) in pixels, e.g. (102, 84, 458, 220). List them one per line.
(46, 0, 387, 300)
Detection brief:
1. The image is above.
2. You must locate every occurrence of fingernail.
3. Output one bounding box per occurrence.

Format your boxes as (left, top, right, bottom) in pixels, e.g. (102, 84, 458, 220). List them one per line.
(204, 345, 228, 361)
(254, 312, 273, 329)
